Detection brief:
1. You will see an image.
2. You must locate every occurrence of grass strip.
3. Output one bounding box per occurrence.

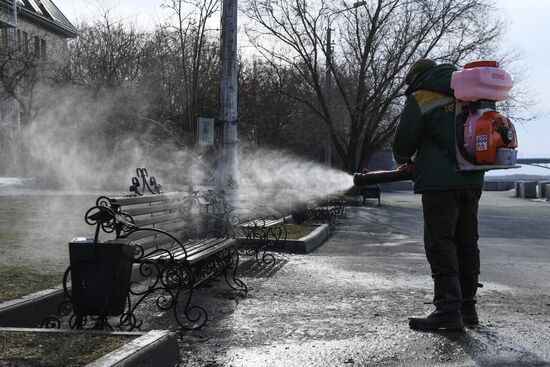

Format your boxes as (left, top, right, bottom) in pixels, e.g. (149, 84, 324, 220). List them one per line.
(0, 330, 137, 366)
(285, 224, 318, 240)
(0, 266, 62, 303)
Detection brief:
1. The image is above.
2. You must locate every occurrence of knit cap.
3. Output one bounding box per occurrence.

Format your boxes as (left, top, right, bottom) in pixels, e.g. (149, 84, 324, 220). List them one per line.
(405, 58, 437, 85)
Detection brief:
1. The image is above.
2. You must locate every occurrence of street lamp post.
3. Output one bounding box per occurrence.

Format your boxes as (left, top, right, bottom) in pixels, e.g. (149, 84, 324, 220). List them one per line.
(324, 1, 366, 168)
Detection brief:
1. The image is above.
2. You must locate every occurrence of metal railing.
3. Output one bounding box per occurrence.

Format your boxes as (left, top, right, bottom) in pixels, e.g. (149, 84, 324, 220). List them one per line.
(516, 158, 550, 170)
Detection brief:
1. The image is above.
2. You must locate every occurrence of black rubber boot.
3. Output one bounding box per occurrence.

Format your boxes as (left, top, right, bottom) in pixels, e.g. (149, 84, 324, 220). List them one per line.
(409, 276, 465, 331)
(460, 274, 479, 325)
(461, 303, 478, 325)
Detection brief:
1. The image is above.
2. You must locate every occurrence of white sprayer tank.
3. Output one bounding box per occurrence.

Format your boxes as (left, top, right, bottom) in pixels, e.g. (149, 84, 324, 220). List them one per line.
(450, 61, 513, 102)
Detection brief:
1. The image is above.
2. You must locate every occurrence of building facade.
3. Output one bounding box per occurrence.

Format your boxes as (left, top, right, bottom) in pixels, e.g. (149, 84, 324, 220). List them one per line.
(0, 0, 76, 174)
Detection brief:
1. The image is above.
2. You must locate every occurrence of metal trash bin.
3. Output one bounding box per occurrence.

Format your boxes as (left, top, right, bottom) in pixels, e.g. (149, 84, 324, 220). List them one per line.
(69, 237, 134, 316)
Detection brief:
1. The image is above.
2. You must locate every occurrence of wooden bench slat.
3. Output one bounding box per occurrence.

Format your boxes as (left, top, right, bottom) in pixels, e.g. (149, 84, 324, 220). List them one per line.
(131, 231, 186, 250)
(264, 219, 284, 226)
(240, 218, 284, 228)
(311, 206, 337, 211)
(187, 239, 235, 264)
(159, 238, 215, 259)
(123, 202, 183, 217)
(110, 193, 183, 206)
(160, 238, 227, 261)
(186, 238, 228, 256)
(133, 212, 187, 227)
(132, 230, 228, 251)
(125, 221, 190, 241)
(142, 238, 229, 262)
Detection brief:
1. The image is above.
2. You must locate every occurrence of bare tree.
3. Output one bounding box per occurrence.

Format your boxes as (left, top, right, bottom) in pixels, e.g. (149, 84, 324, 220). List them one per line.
(239, 59, 305, 149)
(0, 27, 48, 126)
(67, 14, 147, 88)
(162, 0, 220, 139)
(243, 0, 505, 172)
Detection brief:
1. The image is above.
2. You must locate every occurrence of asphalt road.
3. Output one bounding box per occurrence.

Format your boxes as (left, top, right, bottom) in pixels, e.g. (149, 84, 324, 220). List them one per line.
(162, 190, 550, 367)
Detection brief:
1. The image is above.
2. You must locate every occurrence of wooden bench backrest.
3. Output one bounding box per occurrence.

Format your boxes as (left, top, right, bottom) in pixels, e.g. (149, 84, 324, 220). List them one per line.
(107, 193, 229, 251)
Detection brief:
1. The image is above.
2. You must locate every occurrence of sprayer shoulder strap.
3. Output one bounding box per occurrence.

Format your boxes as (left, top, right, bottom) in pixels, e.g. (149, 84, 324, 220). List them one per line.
(412, 90, 455, 115)
(423, 132, 455, 164)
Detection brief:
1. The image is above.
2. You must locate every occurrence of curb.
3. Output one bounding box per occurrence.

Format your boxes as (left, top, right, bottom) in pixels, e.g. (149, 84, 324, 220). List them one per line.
(87, 329, 179, 367)
(284, 223, 331, 254)
(0, 327, 179, 367)
(237, 223, 331, 254)
(0, 286, 66, 327)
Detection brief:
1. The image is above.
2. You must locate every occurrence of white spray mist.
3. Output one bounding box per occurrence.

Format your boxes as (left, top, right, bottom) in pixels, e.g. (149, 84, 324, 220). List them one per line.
(236, 148, 354, 209)
(15, 84, 355, 210)
(19, 84, 191, 191)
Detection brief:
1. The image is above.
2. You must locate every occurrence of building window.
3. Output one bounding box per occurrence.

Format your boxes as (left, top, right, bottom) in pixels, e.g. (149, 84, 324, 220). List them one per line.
(34, 35, 39, 56)
(1, 29, 8, 50)
(40, 38, 46, 60)
(23, 31, 28, 54)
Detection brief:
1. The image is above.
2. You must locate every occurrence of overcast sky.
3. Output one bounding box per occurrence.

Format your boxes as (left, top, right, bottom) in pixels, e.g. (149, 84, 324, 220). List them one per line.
(53, 0, 550, 172)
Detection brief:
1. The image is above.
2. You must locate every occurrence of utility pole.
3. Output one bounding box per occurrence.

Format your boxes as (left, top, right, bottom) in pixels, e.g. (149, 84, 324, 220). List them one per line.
(324, 27, 332, 168)
(11, 0, 20, 132)
(324, 1, 366, 168)
(217, 0, 238, 191)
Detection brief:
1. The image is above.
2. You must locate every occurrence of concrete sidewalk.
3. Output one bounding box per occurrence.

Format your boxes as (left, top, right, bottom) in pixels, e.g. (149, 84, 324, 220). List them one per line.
(168, 191, 550, 366)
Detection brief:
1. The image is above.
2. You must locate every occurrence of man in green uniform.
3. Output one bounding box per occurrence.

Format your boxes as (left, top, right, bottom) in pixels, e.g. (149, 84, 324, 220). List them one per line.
(393, 59, 484, 331)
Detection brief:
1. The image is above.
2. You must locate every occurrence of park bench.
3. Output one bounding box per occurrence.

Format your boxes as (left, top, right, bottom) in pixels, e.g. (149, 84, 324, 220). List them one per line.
(306, 203, 338, 230)
(360, 184, 381, 206)
(294, 198, 348, 231)
(164, 187, 289, 265)
(225, 203, 288, 265)
(43, 168, 246, 331)
(238, 216, 288, 264)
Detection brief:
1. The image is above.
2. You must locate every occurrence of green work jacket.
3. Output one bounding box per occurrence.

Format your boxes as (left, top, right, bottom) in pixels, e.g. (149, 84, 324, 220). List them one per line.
(392, 64, 484, 193)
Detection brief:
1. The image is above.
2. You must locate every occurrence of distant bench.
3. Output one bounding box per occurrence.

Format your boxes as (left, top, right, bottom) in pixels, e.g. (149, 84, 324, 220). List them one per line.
(238, 216, 287, 264)
(225, 203, 288, 265)
(306, 204, 339, 230)
(291, 198, 348, 231)
(360, 184, 381, 206)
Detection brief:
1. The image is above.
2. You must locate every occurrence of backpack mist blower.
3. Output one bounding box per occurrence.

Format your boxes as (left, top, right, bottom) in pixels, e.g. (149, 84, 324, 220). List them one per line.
(450, 60, 519, 171)
(353, 60, 519, 188)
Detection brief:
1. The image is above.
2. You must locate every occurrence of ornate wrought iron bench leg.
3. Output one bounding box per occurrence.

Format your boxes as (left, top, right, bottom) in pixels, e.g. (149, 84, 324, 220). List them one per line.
(268, 225, 287, 263)
(175, 288, 208, 330)
(257, 240, 275, 266)
(242, 228, 275, 266)
(173, 264, 208, 330)
(222, 246, 248, 295)
(240, 227, 260, 259)
(254, 232, 276, 266)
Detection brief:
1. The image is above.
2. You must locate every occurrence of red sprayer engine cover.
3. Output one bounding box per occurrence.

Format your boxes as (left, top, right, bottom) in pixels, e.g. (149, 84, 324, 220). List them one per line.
(464, 110, 518, 164)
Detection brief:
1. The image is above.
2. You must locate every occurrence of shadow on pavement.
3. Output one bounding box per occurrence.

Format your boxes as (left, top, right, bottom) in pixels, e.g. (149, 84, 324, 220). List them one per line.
(437, 325, 550, 366)
(238, 258, 289, 279)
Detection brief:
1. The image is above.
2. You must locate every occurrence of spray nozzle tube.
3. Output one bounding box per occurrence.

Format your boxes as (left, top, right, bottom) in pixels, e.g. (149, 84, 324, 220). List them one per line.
(353, 164, 413, 187)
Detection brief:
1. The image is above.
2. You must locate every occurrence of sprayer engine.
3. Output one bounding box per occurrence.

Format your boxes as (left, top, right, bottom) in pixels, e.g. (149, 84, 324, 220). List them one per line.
(463, 109, 518, 165)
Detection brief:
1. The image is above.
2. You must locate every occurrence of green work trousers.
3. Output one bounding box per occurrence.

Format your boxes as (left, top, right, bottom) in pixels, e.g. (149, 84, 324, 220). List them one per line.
(421, 189, 482, 278)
